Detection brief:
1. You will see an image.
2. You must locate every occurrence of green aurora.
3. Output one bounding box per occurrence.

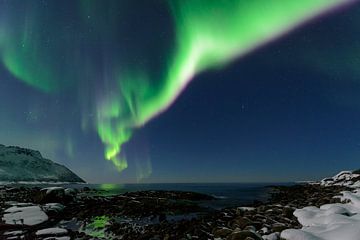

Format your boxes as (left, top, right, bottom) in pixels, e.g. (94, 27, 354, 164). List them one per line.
(0, 0, 351, 174)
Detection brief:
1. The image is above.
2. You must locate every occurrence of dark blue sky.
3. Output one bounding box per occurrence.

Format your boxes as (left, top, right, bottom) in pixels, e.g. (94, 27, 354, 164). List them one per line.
(131, 3, 360, 183)
(0, 1, 359, 183)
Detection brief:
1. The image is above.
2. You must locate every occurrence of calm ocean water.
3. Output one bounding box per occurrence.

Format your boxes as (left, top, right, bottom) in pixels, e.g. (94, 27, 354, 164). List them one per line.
(39, 182, 294, 209)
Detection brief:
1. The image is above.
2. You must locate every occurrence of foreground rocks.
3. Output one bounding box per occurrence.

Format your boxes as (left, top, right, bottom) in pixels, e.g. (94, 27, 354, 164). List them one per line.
(0, 184, 349, 239)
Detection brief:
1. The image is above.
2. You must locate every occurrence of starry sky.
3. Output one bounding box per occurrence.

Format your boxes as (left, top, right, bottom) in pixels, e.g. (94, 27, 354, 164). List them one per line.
(0, 0, 360, 183)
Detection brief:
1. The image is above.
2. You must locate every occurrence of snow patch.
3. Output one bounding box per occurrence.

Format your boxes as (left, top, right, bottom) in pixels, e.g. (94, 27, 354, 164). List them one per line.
(43, 237, 70, 240)
(36, 227, 68, 236)
(41, 186, 64, 194)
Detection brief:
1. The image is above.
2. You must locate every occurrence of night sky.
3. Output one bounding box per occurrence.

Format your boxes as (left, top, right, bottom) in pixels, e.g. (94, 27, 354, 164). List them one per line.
(0, 0, 360, 183)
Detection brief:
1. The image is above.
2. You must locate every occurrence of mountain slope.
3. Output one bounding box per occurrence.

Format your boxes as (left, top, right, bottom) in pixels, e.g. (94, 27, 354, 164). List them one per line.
(0, 144, 85, 183)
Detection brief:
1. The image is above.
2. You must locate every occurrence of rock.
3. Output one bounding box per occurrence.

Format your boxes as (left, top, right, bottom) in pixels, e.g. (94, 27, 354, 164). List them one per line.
(34, 187, 73, 204)
(213, 227, 232, 238)
(2, 205, 48, 226)
(3, 230, 23, 238)
(36, 227, 68, 236)
(231, 216, 252, 229)
(43, 237, 70, 240)
(43, 203, 65, 216)
(64, 188, 77, 196)
(236, 207, 255, 215)
(244, 225, 256, 232)
(271, 223, 288, 232)
(227, 230, 262, 240)
(282, 207, 294, 218)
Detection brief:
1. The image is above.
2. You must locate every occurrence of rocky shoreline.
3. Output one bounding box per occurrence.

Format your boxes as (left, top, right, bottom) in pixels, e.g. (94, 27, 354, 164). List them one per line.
(0, 174, 357, 240)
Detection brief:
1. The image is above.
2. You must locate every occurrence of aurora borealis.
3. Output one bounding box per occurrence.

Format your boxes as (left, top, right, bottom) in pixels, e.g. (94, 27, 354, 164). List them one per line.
(0, 0, 360, 183)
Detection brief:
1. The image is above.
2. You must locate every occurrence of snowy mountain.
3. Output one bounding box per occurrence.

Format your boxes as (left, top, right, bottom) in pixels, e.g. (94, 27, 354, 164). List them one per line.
(0, 144, 85, 183)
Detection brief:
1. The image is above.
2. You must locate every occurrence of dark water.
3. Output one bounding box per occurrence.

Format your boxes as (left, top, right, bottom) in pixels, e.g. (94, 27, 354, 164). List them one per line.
(24, 182, 293, 209)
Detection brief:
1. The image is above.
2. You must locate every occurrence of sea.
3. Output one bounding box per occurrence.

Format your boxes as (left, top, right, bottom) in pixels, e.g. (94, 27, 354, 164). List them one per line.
(11, 182, 294, 209)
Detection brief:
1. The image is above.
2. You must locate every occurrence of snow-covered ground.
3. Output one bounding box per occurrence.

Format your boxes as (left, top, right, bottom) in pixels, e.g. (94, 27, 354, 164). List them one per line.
(281, 170, 360, 240)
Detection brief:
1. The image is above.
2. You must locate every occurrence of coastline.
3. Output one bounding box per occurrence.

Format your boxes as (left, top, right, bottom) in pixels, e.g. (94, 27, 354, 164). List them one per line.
(0, 171, 358, 239)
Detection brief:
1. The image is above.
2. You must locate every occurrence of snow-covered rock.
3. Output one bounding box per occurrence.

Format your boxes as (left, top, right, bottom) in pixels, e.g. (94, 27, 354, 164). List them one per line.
(36, 227, 68, 236)
(2, 205, 48, 225)
(43, 187, 65, 195)
(262, 232, 280, 240)
(281, 170, 360, 240)
(0, 144, 84, 183)
(43, 237, 70, 240)
(320, 170, 360, 188)
(35, 187, 77, 203)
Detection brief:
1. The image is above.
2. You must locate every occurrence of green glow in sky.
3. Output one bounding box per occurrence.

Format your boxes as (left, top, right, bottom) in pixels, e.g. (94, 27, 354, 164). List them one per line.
(0, 9, 78, 93)
(0, 0, 349, 174)
(95, 0, 347, 172)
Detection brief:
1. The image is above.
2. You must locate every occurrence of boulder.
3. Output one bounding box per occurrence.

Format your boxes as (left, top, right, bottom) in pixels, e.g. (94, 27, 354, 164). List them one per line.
(34, 187, 75, 204)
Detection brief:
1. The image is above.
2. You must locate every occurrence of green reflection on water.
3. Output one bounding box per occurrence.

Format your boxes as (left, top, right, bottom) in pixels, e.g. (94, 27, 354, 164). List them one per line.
(81, 215, 111, 239)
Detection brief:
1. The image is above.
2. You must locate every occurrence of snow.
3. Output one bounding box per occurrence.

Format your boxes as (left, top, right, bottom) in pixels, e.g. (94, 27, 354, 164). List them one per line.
(2, 205, 48, 225)
(6, 202, 34, 207)
(281, 171, 360, 240)
(237, 206, 255, 211)
(320, 170, 360, 188)
(36, 227, 68, 236)
(43, 237, 70, 240)
(262, 232, 280, 240)
(260, 227, 269, 234)
(3, 230, 23, 236)
(42, 186, 64, 194)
